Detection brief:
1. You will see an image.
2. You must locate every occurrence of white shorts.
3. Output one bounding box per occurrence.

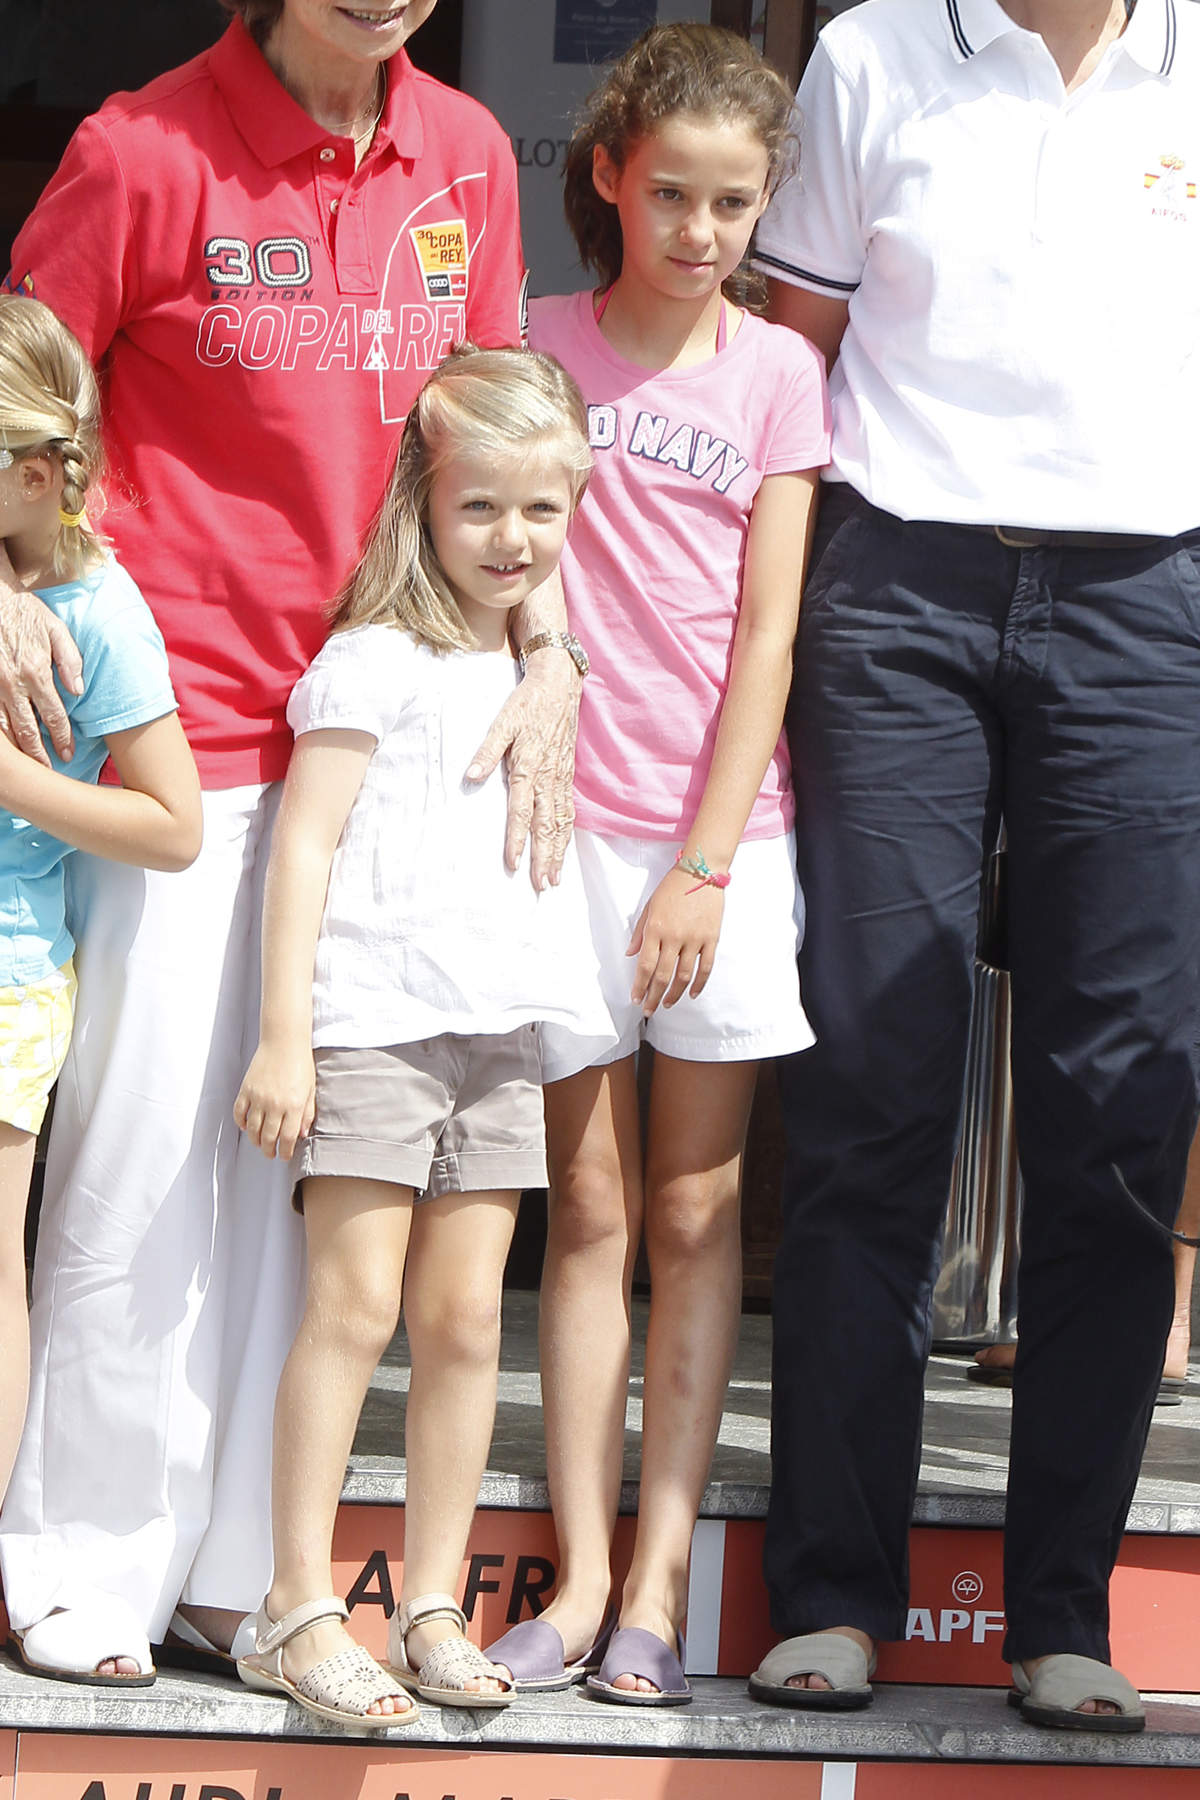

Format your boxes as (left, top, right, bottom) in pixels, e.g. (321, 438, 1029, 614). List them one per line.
(541, 827, 815, 1080)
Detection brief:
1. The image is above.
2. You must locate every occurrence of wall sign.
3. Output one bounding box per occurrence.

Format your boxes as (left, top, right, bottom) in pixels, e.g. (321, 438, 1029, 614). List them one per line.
(553, 0, 657, 64)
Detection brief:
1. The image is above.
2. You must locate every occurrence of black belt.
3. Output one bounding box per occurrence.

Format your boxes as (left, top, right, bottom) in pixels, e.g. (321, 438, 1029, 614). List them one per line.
(972, 525, 1171, 551)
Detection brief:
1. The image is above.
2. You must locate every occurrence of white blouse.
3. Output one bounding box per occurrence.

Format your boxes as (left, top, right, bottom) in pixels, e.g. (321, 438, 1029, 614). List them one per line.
(289, 624, 612, 1053)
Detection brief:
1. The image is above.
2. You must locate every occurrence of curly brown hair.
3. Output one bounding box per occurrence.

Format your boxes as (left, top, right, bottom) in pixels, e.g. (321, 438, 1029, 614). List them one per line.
(563, 23, 796, 302)
(220, 0, 285, 44)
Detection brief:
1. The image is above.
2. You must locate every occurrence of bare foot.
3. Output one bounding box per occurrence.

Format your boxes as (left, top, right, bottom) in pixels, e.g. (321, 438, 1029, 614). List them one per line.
(1019, 1655, 1119, 1717)
(973, 1344, 1016, 1374)
(1163, 1315, 1191, 1385)
(785, 1625, 875, 1692)
(978, 1339, 1190, 1386)
(172, 1602, 248, 1656)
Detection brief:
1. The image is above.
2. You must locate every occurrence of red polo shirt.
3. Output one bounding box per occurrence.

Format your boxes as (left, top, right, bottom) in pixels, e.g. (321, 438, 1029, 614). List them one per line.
(7, 21, 524, 785)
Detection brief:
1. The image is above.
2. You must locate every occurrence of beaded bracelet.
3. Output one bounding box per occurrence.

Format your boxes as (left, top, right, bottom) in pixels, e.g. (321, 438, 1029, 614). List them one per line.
(676, 849, 731, 894)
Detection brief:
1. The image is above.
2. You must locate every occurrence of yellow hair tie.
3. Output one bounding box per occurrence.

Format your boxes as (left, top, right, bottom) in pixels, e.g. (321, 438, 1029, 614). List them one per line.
(58, 506, 85, 529)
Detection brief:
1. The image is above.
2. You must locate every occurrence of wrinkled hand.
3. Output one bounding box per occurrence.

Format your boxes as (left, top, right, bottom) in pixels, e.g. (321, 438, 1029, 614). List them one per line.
(466, 650, 581, 890)
(233, 1040, 316, 1161)
(627, 867, 726, 1015)
(0, 553, 83, 764)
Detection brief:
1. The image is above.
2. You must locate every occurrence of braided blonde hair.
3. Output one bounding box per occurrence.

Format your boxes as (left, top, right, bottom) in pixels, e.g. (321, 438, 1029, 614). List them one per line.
(0, 295, 105, 581)
(332, 343, 593, 652)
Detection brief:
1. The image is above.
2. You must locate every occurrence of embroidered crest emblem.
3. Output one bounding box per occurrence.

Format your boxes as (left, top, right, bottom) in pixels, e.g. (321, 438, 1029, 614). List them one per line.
(1144, 153, 1196, 218)
(409, 221, 469, 301)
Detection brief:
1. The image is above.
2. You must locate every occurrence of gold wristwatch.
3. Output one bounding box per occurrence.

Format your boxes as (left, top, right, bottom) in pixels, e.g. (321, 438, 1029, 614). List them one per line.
(517, 631, 589, 678)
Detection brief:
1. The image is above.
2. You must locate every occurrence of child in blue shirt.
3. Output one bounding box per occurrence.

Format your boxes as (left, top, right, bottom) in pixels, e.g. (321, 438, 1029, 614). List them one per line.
(0, 296, 200, 1559)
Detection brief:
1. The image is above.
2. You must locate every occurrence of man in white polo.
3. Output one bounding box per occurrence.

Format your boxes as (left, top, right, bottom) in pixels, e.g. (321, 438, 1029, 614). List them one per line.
(751, 0, 1200, 1733)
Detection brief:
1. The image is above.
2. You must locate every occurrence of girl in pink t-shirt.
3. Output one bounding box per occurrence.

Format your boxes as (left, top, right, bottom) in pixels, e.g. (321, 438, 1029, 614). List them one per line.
(486, 24, 831, 1705)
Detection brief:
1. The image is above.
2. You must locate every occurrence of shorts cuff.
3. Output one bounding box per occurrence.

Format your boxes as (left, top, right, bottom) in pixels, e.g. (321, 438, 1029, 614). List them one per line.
(294, 1132, 433, 1196)
(543, 1026, 638, 1082)
(647, 1019, 817, 1063)
(424, 1149, 549, 1198)
(0, 1103, 46, 1136)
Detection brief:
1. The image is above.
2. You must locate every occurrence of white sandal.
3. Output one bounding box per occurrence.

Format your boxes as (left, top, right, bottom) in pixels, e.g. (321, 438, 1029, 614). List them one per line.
(237, 1597, 418, 1729)
(9, 1599, 155, 1687)
(388, 1593, 515, 1708)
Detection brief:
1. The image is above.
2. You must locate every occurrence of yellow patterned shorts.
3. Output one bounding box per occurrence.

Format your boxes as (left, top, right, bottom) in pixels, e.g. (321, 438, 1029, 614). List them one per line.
(0, 959, 77, 1135)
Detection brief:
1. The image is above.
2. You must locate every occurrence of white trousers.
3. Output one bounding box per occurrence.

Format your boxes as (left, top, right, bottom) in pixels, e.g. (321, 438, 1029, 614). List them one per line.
(0, 784, 305, 1638)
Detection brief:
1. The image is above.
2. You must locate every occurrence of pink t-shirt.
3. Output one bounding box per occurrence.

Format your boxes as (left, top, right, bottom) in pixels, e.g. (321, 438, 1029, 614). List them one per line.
(529, 291, 830, 842)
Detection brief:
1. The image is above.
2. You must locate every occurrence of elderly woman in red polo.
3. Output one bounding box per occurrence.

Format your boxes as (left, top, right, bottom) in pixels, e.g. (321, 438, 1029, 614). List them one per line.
(0, 0, 579, 1687)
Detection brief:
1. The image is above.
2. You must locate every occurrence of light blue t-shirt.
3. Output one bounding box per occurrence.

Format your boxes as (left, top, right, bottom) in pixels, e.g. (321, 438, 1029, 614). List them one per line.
(0, 557, 177, 985)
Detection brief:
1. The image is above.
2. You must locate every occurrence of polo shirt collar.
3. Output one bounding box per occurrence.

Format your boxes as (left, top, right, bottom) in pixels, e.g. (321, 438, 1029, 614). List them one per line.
(943, 0, 1178, 72)
(377, 52, 424, 160)
(209, 18, 425, 168)
(942, 0, 1023, 63)
(1117, 0, 1179, 76)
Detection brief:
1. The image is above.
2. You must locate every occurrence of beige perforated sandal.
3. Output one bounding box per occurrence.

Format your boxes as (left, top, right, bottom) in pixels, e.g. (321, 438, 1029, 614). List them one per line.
(237, 1597, 418, 1729)
(388, 1592, 515, 1708)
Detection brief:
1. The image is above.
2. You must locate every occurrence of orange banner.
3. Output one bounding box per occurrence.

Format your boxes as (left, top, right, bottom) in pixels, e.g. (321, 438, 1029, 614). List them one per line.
(332, 1508, 638, 1663)
(719, 1520, 1200, 1690)
(11, 1737, 822, 1800)
(8, 1505, 1198, 1695)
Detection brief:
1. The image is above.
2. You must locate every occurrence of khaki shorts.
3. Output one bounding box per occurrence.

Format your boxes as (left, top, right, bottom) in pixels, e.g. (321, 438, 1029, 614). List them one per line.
(294, 1026, 548, 1203)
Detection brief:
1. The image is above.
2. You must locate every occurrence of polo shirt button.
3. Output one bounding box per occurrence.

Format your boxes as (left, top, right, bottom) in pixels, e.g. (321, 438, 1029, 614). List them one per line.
(319, 146, 336, 162)
(329, 197, 340, 213)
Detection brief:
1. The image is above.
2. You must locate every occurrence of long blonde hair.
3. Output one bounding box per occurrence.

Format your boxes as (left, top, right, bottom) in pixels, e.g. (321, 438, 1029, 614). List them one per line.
(0, 295, 105, 581)
(333, 344, 593, 653)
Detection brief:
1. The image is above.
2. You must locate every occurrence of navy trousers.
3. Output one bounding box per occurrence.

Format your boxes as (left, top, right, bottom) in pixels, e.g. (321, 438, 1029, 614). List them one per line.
(767, 485, 1200, 1663)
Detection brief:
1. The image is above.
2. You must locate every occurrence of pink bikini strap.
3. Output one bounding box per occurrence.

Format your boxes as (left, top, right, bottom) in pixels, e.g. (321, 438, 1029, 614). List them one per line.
(592, 286, 729, 349)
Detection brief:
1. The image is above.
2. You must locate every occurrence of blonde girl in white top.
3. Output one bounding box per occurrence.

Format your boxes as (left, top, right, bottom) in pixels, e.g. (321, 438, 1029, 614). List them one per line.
(233, 345, 598, 1730)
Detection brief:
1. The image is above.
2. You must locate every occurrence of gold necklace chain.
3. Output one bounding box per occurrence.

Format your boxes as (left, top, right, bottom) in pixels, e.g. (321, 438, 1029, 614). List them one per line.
(322, 67, 385, 139)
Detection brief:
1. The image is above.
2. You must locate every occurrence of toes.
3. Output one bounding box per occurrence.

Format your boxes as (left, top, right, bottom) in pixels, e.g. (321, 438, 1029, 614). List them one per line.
(609, 1671, 661, 1695)
(368, 1694, 410, 1715)
(461, 1673, 507, 1696)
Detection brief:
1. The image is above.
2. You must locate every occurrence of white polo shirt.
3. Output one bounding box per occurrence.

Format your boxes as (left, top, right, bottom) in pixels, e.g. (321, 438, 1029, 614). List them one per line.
(755, 0, 1200, 533)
